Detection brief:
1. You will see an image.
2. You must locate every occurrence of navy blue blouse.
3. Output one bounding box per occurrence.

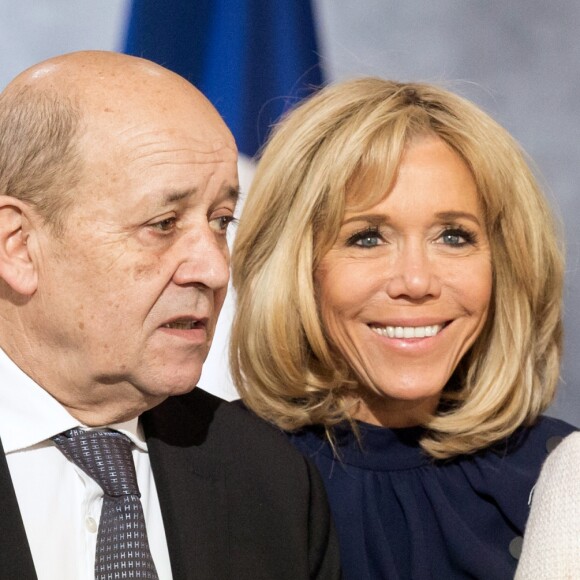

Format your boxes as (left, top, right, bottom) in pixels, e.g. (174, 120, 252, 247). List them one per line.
(288, 416, 575, 579)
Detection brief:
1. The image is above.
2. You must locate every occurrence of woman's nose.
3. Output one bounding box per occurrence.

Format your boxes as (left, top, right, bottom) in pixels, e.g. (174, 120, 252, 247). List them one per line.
(385, 242, 442, 301)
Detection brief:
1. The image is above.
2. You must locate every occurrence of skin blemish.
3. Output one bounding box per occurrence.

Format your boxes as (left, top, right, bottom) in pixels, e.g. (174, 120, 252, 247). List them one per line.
(132, 260, 162, 281)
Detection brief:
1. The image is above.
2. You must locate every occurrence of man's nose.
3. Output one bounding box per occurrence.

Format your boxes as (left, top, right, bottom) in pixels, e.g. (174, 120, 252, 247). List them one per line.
(385, 241, 441, 301)
(172, 228, 230, 290)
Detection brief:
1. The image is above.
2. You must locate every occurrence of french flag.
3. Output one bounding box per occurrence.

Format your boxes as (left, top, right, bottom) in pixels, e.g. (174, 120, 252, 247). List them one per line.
(123, 0, 324, 398)
(124, 0, 324, 159)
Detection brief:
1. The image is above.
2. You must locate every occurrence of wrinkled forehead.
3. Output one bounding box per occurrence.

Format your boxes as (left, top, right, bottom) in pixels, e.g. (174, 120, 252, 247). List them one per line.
(77, 86, 237, 165)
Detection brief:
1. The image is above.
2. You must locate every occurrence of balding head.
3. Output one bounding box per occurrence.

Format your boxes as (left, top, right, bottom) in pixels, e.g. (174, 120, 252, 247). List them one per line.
(0, 50, 234, 231)
(0, 51, 239, 424)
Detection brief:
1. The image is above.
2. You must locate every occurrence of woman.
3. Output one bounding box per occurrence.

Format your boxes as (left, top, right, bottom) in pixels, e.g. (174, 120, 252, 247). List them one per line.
(516, 432, 580, 578)
(230, 78, 576, 578)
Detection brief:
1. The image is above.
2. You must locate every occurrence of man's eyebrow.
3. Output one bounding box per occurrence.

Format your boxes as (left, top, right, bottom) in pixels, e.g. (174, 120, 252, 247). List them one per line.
(225, 185, 241, 202)
(164, 190, 193, 204)
(162, 185, 240, 205)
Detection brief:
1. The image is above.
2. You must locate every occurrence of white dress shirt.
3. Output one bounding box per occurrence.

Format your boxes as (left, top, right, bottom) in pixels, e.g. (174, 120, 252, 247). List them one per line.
(0, 346, 173, 580)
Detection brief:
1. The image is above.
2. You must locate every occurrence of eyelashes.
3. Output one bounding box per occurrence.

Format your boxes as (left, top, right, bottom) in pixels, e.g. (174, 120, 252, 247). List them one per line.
(346, 226, 384, 248)
(438, 227, 478, 247)
(345, 225, 479, 248)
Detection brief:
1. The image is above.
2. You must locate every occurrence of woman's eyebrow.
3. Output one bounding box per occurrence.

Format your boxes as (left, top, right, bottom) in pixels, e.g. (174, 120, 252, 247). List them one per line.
(435, 211, 482, 226)
(342, 213, 388, 226)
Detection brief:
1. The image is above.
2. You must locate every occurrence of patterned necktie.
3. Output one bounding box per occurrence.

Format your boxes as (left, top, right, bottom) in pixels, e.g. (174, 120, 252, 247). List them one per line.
(52, 428, 160, 580)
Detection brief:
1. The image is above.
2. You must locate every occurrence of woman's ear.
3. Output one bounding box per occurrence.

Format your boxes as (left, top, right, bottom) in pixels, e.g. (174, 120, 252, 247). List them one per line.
(0, 196, 38, 296)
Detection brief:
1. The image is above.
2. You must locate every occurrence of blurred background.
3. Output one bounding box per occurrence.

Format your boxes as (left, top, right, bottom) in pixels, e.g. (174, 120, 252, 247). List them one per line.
(1, 0, 578, 426)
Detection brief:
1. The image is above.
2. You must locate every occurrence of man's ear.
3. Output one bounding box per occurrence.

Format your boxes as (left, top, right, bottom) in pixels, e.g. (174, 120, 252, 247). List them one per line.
(0, 195, 38, 296)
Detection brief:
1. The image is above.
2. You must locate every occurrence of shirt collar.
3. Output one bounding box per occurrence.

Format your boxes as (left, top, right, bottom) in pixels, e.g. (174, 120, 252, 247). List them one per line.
(0, 346, 147, 453)
(110, 418, 147, 451)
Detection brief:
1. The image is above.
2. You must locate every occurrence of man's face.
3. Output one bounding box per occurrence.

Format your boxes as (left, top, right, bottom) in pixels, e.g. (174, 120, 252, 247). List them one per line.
(32, 98, 238, 417)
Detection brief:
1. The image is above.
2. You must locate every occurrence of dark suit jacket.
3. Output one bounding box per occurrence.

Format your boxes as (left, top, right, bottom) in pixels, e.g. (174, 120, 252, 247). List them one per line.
(0, 388, 341, 579)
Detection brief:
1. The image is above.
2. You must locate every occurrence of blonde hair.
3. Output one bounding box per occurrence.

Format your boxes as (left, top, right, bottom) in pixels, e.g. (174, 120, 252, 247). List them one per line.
(231, 78, 563, 459)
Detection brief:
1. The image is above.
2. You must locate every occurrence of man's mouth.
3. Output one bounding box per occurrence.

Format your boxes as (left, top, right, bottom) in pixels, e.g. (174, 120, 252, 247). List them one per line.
(370, 324, 445, 339)
(162, 318, 206, 330)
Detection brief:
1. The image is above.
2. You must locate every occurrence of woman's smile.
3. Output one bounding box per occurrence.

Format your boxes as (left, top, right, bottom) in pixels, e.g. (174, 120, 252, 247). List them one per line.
(315, 136, 492, 426)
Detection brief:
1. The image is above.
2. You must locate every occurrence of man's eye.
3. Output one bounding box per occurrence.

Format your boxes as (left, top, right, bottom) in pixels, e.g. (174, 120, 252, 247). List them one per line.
(150, 217, 176, 232)
(210, 215, 236, 233)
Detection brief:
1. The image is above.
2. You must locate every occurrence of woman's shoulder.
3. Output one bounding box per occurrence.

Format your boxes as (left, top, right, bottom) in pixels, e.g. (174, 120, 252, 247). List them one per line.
(287, 415, 577, 464)
(466, 415, 576, 476)
(528, 415, 577, 440)
(502, 415, 577, 459)
(286, 424, 333, 460)
(284, 416, 578, 486)
(453, 416, 575, 517)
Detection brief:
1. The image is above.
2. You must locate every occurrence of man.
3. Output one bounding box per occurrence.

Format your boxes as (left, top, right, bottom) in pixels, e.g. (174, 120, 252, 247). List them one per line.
(0, 51, 339, 580)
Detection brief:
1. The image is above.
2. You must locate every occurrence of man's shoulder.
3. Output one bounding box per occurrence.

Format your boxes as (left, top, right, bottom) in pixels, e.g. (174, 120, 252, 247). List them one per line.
(142, 387, 307, 469)
(142, 389, 341, 579)
(194, 389, 298, 451)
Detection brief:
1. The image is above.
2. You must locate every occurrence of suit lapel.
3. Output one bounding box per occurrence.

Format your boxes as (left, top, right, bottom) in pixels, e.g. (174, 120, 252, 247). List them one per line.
(0, 437, 38, 579)
(143, 392, 231, 580)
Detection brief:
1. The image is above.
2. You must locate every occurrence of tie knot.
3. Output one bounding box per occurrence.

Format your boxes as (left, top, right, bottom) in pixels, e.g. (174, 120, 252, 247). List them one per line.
(52, 428, 140, 498)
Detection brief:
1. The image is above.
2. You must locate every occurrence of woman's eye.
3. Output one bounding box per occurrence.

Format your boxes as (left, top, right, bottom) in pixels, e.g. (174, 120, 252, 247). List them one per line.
(439, 228, 476, 247)
(347, 227, 384, 248)
(356, 235, 380, 247)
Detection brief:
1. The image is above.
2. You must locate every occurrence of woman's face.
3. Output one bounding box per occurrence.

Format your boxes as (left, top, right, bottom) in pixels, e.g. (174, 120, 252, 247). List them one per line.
(315, 136, 492, 427)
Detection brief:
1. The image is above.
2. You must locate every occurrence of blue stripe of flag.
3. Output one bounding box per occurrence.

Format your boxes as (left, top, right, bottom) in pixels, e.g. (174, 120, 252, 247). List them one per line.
(124, 0, 324, 157)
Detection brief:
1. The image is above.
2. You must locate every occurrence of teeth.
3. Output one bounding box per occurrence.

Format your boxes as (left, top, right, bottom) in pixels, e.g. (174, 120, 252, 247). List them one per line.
(163, 320, 199, 330)
(371, 324, 442, 339)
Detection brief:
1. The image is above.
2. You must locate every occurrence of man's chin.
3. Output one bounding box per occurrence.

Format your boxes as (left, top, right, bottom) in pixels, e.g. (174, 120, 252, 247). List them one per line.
(153, 369, 202, 396)
(148, 378, 200, 398)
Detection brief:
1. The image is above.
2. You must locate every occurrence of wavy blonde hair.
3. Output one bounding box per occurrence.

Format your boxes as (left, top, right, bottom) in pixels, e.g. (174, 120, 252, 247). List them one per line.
(230, 78, 563, 459)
